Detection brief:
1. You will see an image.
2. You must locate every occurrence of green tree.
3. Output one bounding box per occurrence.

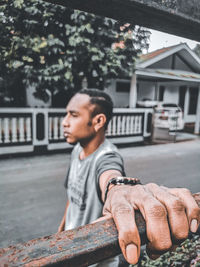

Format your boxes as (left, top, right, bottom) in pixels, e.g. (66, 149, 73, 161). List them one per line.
(0, 0, 150, 106)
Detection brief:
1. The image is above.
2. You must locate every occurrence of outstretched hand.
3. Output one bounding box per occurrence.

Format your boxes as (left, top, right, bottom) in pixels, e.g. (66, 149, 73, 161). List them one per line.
(102, 183, 200, 264)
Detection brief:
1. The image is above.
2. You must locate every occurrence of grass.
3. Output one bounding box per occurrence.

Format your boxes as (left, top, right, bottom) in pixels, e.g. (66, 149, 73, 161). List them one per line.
(131, 235, 200, 267)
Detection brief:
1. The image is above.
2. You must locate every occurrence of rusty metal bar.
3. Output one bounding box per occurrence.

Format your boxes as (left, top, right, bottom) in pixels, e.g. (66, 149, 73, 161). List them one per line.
(43, 0, 200, 42)
(0, 193, 199, 267)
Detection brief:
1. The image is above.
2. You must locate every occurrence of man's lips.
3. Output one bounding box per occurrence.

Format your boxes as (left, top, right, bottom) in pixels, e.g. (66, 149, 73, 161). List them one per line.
(63, 131, 70, 137)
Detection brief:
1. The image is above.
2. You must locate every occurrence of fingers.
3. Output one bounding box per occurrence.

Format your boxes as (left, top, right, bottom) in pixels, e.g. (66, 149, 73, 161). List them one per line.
(105, 186, 140, 264)
(136, 186, 172, 252)
(145, 183, 189, 243)
(167, 187, 200, 233)
(91, 214, 112, 224)
(113, 202, 140, 264)
(103, 183, 200, 264)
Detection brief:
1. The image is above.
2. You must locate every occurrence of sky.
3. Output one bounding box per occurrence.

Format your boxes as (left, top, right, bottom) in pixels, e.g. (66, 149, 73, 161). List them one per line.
(148, 29, 200, 52)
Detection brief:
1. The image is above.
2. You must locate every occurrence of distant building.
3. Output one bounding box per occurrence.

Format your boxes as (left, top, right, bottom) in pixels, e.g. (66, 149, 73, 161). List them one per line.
(105, 43, 200, 130)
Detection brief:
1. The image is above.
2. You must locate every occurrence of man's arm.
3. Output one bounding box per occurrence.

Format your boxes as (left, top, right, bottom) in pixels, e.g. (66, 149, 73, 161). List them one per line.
(99, 171, 200, 265)
(99, 169, 122, 202)
(58, 200, 69, 233)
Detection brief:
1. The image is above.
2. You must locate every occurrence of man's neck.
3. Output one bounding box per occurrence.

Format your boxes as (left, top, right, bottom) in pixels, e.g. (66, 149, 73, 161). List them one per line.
(79, 134, 105, 160)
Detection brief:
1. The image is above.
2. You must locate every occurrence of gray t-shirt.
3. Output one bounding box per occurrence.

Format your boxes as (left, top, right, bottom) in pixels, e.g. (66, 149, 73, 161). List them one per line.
(64, 139, 125, 266)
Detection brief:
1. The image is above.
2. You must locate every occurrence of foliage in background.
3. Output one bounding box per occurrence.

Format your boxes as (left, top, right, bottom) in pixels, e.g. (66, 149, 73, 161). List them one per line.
(0, 0, 150, 106)
(131, 235, 200, 267)
(151, 0, 177, 9)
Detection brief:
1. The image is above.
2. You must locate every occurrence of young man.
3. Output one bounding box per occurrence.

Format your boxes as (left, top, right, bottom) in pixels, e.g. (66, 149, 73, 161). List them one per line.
(58, 89, 199, 266)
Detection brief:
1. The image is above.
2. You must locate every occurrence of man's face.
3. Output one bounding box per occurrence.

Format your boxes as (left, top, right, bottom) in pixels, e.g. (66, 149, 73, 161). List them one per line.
(62, 94, 96, 145)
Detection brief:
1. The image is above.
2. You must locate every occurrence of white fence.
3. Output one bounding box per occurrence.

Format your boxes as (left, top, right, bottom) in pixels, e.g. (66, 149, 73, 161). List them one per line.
(0, 108, 153, 156)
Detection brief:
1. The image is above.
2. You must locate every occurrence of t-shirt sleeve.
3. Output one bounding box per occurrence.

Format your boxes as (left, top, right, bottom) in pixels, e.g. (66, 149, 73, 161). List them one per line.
(95, 151, 126, 202)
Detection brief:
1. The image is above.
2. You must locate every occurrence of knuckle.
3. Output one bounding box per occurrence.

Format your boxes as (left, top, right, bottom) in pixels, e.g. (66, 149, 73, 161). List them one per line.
(166, 198, 184, 211)
(179, 187, 191, 195)
(148, 239, 172, 252)
(147, 203, 167, 218)
(157, 240, 172, 251)
(118, 228, 136, 242)
(175, 230, 188, 241)
(146, 182, 157, 189)
(192, 206, 200, 218)
(196, 206, 200, 215)
(112, 203, 132, 216)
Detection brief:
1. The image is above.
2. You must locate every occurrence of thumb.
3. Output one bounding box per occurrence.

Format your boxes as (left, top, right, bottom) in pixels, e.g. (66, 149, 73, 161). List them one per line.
(91, 214, 112, 224)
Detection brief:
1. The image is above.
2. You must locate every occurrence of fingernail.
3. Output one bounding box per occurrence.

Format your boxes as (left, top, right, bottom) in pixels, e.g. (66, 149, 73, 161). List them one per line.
(125, 243, 138, 264)
(190, 219, 198, 232)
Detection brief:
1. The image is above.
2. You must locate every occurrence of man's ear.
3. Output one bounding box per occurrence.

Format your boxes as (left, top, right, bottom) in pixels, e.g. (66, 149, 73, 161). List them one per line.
(93, 114, 107, 132)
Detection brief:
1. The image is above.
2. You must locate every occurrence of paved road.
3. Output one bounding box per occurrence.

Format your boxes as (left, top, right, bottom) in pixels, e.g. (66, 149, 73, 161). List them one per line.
(0, 139, 200, 248)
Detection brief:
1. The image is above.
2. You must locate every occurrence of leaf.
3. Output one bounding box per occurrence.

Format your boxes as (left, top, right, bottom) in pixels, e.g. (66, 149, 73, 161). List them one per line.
(12, 60, 24, 68)
(22, 56, 33, 62)
(40, 56, 45, 64)
(91, 55, 100, 61)
(58, 58, 63, 65)
(64, 72, 71, 80)
(39, 40, 47, 49)
(13, 0, 24, 8)
(1, 0, 150, 102)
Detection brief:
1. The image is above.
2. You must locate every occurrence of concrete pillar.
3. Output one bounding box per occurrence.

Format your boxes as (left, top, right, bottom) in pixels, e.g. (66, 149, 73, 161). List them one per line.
(184, 86, 189, 119)
(129, 73, 137, 108)
(194, 85, 200, 134)
(155, 82, 159, 100)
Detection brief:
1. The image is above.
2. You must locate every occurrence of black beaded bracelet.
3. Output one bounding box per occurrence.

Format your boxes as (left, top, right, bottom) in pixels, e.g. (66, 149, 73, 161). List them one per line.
(104, 177, 141, 202)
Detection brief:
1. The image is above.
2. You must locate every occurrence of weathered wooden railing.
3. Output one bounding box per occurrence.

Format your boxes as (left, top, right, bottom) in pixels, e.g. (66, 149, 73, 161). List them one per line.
(0, 108, 152, 156)
(0, 193, 199, 266)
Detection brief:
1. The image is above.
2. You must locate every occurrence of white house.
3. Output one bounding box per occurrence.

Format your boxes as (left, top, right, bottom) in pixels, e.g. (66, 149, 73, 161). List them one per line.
(105, 43, 200, 133)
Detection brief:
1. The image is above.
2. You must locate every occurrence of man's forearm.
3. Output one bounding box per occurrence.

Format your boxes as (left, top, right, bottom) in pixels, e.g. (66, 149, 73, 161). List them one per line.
(58, 200, 69, 232)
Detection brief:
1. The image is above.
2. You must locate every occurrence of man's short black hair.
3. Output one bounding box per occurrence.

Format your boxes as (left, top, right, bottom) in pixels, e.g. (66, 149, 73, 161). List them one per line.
(77, 88, 113, 129)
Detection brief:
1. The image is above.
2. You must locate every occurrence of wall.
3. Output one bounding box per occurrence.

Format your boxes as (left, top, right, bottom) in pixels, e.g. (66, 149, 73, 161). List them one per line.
(150, 55, 172, 69)
(163, 84, 179, 104)
(174, 55, 192, 71)
(147, 54, 192, 72)
(26, 83, 51, 108)
(104, 79, 130, 107)
(137, 81, 156, 100)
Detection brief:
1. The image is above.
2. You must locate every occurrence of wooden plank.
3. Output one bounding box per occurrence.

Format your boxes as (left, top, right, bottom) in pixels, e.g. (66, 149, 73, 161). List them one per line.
(0, 193, 199, 267)
(43, 0, 200, 42)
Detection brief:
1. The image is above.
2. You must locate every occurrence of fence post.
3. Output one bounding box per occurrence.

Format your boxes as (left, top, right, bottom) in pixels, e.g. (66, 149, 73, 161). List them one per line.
(143, 109, 153, 138)
(32, 109, 49, 151)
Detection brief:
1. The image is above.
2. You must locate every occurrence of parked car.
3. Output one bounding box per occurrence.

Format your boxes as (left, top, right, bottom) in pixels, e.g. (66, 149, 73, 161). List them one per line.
(137, 99, 159, 108)
(153, 103, 184, 131)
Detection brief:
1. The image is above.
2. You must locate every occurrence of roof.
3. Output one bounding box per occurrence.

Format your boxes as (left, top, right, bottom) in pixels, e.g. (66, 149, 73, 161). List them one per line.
(135, 68, 200, 82)
(136, 43, 200, 72)
(139, 44, 180, 63)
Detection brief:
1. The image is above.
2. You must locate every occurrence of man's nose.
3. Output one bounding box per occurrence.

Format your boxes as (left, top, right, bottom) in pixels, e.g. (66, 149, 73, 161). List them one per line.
(62, 115, 69, 127)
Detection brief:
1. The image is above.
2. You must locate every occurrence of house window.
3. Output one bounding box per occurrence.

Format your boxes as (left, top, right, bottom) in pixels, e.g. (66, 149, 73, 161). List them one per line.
(178, 86, 186, 111)
(116, 81, 130, 92)
(159, 86, 165, 101)
(188, 87, 198, 115)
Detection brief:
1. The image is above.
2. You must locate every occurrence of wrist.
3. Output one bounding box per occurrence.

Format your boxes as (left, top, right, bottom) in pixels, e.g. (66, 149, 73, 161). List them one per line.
(104, 176, 141, 202)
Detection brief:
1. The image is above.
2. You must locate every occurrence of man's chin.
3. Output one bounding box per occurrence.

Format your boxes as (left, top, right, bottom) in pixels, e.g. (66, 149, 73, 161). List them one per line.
(66, 138, 77, 145)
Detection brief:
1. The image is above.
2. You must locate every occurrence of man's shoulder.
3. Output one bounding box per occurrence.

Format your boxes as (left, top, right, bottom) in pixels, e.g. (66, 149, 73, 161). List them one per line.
(95, 139, 120, 161)
(103, 139, 118, 152)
